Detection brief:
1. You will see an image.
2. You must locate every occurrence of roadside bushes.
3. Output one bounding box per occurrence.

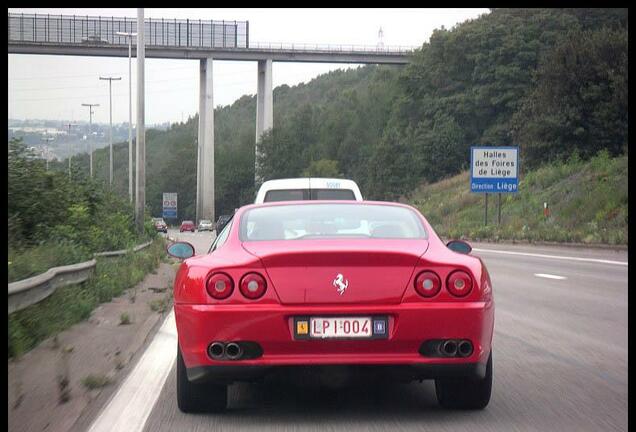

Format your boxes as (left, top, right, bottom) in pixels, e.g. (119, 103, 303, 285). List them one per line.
(8, 138, 156, 282)
(8, 238, 166, 358)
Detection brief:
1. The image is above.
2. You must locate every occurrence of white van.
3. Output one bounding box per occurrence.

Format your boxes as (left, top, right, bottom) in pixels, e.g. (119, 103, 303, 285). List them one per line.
(254, 178, 363, 203)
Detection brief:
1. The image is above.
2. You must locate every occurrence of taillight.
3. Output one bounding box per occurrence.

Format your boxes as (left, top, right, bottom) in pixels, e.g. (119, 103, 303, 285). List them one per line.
(206, 272, 234, 299)
(414, 271, 441, 298)
(446, 270, 473, 297)
(239, 272, 267, 300)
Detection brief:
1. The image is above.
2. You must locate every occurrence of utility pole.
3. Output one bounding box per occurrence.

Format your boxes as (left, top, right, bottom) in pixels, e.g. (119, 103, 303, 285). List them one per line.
(41, 132, 55, 171)
(64, 122, 77, 179)
(81, 103, 99, 177)
(99, 76, 121, 185)
(135, 8, 146, 232)
(115, 30, 137, 203)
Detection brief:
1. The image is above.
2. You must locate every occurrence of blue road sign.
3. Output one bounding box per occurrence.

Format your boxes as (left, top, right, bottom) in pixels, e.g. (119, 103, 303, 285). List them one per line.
(162, 208, 177, 218)
(470, 146, 519, 193)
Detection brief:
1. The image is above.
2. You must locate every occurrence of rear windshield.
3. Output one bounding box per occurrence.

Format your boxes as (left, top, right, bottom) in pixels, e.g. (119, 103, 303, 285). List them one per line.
(240, 204, 426, 241)
(310, 189, 355, 200)
(263, 188, 355, 202)
(264, 189, 308, 202)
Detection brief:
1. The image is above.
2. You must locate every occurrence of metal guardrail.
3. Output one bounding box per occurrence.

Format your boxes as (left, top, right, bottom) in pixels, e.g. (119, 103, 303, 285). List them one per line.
(93, 240, 154, 257)
(8, 240, 155, 314)
(7, 13, 248, 49)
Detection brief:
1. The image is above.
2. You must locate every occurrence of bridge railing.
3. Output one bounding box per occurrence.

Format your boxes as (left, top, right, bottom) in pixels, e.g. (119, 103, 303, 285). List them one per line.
(8, 13, 417, 55)
(7, 13, 248, 49)
(247, 42, 417, 54)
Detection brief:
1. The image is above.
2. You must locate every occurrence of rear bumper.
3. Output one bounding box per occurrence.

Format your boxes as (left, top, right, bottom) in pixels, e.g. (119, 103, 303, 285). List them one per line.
(175, 301, 494, 382)
(186, 362, 488, 385)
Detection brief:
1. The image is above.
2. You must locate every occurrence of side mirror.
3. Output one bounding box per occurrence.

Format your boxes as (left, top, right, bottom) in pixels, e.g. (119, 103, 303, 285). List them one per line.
(167, 241, 195, 259)
(446, 239, 472, 254)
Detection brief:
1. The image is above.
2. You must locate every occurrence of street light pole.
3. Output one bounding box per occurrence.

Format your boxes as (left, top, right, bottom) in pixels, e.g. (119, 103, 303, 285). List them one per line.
(41, 131, 55, 171)
(64, 122, 77, 179)
(99, 76, 121, 185)
(81, 103, 99, 177)
(135, 8, 146, 232)
(116, 30, 137, 202)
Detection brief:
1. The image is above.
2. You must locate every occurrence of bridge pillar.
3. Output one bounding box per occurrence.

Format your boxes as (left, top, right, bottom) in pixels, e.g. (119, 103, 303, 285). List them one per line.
(196, 57, 215, 224)
(255, 58, 273, 183)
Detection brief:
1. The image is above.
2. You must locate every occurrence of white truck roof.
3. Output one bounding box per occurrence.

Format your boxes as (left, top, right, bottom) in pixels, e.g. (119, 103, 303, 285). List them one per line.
(254, 177, 363, 203)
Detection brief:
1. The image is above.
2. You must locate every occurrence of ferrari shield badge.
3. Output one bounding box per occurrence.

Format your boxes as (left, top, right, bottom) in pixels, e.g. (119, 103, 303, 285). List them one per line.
(333, 273, 349, 295)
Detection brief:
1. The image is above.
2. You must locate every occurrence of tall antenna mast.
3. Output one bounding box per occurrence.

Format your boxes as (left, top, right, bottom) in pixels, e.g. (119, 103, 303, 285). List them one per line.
(377, 27, 384, 49)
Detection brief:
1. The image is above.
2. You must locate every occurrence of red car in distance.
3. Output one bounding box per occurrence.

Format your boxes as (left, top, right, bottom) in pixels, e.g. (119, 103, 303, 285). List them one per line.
(167, 201, 495, 413)
(179, 220, 195, 233)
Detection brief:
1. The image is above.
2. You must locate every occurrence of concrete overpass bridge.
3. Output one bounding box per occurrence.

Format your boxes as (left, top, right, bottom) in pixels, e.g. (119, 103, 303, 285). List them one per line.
(8, 13, 416, 222)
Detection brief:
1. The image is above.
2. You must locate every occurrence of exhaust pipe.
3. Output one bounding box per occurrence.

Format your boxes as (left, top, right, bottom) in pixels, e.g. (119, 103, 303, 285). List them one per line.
(208, 342, 225, 359)
(458, 340, 473, 357)
(225, 342, 243, 360)
(441, 340, 458, 357)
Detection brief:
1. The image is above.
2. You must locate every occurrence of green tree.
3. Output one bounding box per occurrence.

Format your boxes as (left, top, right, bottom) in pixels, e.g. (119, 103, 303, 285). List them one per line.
(302, 159, 343, 177)
(513, 27, 628, 167)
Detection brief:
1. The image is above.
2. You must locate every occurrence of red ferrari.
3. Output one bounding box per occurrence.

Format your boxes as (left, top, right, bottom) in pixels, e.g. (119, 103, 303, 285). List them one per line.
(167, 201, 494, 413)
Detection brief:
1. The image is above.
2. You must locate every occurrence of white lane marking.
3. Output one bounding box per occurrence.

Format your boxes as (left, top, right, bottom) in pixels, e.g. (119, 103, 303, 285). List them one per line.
(534, 273, 567, 280)
(472, 248, 628, 266)
(87, 311, 177, 432)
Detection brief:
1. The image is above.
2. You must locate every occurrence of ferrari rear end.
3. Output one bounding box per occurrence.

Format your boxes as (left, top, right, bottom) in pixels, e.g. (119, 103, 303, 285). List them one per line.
(172, 201, 494, 412)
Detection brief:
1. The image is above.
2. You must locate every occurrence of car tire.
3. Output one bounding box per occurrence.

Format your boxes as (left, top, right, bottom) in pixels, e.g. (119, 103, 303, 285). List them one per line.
(435, 351, 492, 410)
(177, 345, 227, 413)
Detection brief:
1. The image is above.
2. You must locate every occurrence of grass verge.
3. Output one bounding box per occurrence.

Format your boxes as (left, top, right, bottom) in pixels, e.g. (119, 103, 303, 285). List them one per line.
(410, 151, 627, 245)
(8, 242, 91, 283)
(8, 237, 165, 359)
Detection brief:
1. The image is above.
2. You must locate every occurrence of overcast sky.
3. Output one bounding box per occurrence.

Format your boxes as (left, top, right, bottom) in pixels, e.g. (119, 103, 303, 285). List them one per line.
(8, 8, 489, 125)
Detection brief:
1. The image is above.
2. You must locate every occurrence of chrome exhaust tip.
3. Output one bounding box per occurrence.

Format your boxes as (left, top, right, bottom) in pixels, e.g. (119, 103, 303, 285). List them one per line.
(225, 342, 243, 360)
(441, 340, 458, 357)
(458, 340, 473, 357)
(208, 342, 226, 359)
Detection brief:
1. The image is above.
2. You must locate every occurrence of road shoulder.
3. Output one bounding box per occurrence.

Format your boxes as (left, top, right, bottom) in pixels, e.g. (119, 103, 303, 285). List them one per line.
(8, 261, 177, 432)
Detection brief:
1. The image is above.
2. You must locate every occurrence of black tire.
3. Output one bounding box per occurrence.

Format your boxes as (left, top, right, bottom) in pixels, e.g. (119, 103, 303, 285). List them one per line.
(176, 345, 227, 413)
(435, 352, 492, 409)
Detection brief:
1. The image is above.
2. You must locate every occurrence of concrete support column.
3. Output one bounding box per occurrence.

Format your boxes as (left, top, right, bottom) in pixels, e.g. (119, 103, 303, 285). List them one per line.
(255, 58, 273, 183)
(196, 59, 205, 224)
(198, 57, 215, 224)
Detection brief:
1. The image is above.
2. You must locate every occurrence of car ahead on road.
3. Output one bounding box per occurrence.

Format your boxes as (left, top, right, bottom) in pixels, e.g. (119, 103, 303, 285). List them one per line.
(152, 217, 168, 233)
(180, 220, 195, 233)
(254, 178, 363, 203)
(167, 201, 494, 413)
(197, 219, 214, 232)
(214, 214, 232, 234)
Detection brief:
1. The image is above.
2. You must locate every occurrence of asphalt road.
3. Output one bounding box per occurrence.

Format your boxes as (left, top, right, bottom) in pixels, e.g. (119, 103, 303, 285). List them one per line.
(128, 230, 627, 431)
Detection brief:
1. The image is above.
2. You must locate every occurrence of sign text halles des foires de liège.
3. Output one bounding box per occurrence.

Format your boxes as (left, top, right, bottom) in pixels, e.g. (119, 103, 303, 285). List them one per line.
(470, 146, 519, 193)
